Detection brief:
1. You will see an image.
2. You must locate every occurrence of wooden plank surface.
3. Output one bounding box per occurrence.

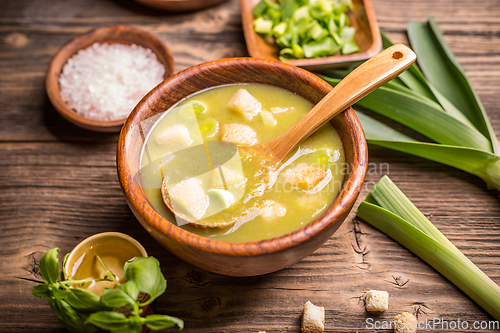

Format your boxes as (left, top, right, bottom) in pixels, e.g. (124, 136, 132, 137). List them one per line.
(1, 0, 500, 332)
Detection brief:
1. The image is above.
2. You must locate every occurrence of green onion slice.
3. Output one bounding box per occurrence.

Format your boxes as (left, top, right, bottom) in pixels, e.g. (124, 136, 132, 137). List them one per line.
(199, 118, 219, 138)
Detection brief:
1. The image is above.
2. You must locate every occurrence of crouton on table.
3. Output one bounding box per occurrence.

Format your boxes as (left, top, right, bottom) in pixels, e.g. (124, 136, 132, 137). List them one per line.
(394, 312, 418, 333)
(365, 290, 389, 312)
(301, 301, 325, 333)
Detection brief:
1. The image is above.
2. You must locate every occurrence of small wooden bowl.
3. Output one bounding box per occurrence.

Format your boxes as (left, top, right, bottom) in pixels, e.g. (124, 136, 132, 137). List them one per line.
(134, 0, 228, 12)
(64, 232, 148, 296)
(46, 25, 175, 132)
(240, 0, 382, 71)
(117, 58, 368, 276)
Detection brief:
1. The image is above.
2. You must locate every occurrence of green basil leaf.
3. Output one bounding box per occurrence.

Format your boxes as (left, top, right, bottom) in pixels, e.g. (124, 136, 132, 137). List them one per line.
(100, 288, 135, 308)
(61, 252, 70, 280)
(119, 280, 140, 300)
(144, 314, 184, 330)
(122, 316, 144, 333)
(66, 288, 107, 312)
(85, 311, 128, 332)
(32, 284, 51, 298)
(49, 298, 95, 333)
(50, 285, 70, 300)
(40, 248, 60, 284)
(124, 257, 166, 302)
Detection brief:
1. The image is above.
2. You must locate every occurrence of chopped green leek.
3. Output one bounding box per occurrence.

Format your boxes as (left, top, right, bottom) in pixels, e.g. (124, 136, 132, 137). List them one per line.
(199, 118, 219, 138)
(341, 41, 359, 55)
(252, 0, 276, 17)
(272, 22, 287, 38)
(252, 0, 359, 60)
(303, 37, 339, 58)
(314, 148, 337, 165)
(185, 101, 206, 116)
(356, 176, 500, 321)
(254, 17, 274, 34)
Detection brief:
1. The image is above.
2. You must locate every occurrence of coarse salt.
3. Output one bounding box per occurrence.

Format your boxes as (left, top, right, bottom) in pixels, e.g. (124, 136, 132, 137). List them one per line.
(59, 42, 166, 121)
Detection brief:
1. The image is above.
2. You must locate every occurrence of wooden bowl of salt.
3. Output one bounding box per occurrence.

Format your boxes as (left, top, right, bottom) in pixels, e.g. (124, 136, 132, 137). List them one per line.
(46, 25, 174, 132)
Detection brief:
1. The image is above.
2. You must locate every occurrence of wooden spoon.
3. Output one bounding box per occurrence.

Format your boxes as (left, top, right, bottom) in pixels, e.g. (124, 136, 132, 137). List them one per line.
(244, 44, 416, 163)
(163, 44, 415, 227)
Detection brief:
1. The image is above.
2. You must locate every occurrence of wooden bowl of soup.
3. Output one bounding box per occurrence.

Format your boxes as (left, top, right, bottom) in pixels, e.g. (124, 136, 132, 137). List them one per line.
(117, 57, 368, 276)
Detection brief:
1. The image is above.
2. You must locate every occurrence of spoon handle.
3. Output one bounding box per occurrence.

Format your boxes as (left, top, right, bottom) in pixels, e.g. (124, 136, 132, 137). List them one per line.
(263, 44, 416, 162)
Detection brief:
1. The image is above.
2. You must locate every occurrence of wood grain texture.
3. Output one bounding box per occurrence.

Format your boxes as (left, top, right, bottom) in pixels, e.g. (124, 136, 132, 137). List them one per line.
(133, 0, 229, 12)
(1, 0, 500, 331)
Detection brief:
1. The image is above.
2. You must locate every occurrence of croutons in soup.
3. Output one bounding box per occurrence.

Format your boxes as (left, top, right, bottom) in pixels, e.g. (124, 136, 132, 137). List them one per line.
(140, 84, 344, 242)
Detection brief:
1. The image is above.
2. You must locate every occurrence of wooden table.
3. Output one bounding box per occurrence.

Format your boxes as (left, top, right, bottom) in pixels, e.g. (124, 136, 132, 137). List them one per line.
(1, 0, 500, 332)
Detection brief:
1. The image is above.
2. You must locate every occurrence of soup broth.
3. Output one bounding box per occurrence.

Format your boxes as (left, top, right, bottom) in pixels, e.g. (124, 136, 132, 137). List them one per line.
(140, 84, 345, 242)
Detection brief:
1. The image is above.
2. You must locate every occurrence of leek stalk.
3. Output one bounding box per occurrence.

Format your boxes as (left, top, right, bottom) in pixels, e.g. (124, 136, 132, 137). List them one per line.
(356, 176, 500, 321)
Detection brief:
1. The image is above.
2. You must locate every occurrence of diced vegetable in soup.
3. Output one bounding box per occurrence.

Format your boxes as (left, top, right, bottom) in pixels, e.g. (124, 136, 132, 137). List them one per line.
(140, 84, 344, 242)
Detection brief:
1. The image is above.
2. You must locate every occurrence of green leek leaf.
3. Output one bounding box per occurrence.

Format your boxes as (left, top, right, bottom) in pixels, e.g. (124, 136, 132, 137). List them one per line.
(380, 31, 436, 101)
(321, 76, 492, 151)
(381, 31, 475, 127)
(356, 112, 500, 190)
(380, 31, 477, 129)
(407, 17, 500, 154)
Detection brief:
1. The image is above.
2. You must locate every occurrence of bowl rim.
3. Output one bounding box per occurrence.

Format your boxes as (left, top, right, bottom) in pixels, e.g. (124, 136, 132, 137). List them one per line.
(64, 231, 149, 277)
(45, 24, 175, 132)
(117, 57, 367, 256)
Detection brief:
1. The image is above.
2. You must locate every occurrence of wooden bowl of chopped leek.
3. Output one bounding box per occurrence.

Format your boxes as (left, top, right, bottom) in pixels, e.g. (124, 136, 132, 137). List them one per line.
(240, 0, 382, 70)
(117, 57, 368, 276)
(46, 25, 174, 132)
